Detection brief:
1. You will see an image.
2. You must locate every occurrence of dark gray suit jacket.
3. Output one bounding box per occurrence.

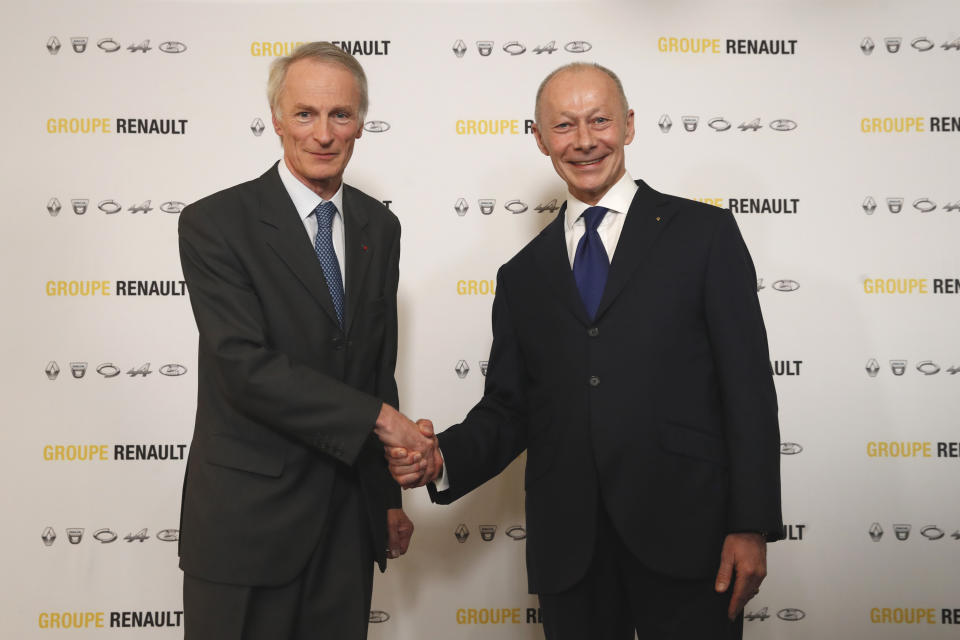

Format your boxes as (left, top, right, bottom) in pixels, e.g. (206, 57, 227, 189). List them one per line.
(178, 163, 401, 586)
(431, 180, 783, 594)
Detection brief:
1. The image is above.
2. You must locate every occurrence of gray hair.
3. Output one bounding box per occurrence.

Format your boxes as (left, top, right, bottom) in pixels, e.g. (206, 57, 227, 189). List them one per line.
(267, 41, 369, 122)
(534, 62, 628, 124)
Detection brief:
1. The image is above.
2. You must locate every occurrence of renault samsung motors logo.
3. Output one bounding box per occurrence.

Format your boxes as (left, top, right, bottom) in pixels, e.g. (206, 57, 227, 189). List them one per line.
(756, 279, 800, 293)
(363, 120, 390, 133)
(659, 114, 797, 133)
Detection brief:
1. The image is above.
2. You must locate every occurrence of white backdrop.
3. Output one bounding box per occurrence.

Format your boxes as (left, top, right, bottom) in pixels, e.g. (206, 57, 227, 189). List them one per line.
(3, 0, 959, 637)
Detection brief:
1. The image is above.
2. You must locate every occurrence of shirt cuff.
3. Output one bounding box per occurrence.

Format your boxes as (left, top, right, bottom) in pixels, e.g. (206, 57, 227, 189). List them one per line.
(432, 445, 450, 492)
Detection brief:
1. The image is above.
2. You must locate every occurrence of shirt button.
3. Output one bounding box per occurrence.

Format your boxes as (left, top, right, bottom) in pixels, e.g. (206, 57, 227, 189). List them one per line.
(589, 376, 600, 387)
(587, 327, 599, 337)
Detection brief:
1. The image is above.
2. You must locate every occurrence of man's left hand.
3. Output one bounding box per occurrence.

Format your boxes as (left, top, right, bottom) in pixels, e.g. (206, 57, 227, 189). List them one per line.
(386, 508, 414, 559)
(714, 532, 767, 621)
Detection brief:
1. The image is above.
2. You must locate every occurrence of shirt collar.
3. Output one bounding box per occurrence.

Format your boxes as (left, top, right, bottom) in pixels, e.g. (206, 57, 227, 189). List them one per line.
(277, 157, 344, 222)
(564, 171, 638, 230)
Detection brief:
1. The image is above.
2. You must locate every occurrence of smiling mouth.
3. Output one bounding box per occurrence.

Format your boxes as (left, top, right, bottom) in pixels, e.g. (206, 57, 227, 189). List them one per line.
(571, 157, 603, 167)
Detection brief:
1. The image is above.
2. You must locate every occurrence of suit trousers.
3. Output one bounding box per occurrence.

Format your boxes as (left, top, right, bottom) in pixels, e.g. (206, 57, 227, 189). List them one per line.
(538, 505, 743, 640)
(183, 463, 375, 640)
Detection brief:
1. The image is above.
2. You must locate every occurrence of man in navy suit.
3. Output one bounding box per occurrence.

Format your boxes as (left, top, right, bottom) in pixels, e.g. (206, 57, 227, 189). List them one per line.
(388, 62, 782, 639)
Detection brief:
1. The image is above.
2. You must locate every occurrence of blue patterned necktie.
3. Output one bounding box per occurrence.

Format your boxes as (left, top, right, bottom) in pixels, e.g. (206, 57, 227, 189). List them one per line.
(312, 200, 345, 327)
(572, 206, 609, 320)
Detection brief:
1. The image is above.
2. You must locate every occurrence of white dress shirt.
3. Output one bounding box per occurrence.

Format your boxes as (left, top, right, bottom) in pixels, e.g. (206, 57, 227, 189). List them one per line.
(277, 157, 347, 291)
(433, 172, 639, 491)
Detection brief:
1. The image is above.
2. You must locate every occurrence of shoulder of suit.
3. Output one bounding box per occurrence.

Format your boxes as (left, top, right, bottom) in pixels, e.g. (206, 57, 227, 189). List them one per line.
(181, 173, 262, 226)
(344, 183, 399, 223)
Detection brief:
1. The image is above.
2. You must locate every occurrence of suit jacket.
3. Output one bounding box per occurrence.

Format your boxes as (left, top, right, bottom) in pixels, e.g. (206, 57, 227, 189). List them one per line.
(430, 180, 783, 595)
(177, 163, 401, 586)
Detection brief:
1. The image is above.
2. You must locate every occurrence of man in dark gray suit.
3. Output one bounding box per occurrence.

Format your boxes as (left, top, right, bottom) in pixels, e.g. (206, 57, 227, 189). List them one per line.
(178, 42, 438, 639)
(388, 62, 782, 640)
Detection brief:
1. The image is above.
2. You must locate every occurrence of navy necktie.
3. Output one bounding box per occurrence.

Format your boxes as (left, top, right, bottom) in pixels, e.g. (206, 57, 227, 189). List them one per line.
(572, 206, 609, 320)
(312, 201, 345, 327)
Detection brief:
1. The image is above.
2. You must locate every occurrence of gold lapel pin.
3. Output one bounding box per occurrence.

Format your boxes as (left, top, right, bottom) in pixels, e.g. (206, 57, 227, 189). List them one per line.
(655, 216, 661, 222)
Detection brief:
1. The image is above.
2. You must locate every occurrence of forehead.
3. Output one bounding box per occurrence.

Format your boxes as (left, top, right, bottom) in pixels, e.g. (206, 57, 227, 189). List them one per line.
(281, 59, 359, 103)
(540, 68, 619, 112)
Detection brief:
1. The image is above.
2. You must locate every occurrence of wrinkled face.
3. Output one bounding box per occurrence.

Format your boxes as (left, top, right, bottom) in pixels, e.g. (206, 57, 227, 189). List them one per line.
(532, 68, 634, 205)
(272, 59, 363, 199)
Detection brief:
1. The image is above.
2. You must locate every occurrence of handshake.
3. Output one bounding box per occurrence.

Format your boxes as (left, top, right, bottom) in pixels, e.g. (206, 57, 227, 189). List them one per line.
(374, 404, 442, 488)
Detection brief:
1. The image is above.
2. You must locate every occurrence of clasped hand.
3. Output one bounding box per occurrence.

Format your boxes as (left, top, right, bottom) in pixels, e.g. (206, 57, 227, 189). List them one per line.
(374, 404, 442, 488)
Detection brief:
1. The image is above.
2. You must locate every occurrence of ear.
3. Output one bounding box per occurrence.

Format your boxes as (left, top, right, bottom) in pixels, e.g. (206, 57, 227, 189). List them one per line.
(355, 122, 363, 140)
(623, 109, 635, 146)
(531, 123, 550, 156)
(271, 110, 282, 137)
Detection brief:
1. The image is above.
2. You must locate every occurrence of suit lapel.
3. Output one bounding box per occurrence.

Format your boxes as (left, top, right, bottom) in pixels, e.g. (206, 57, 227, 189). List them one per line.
(342, 185, 372, 336)
(257, 163, 342, 329)
(593, 180, 673, 321)
(532, 205, 591, 326)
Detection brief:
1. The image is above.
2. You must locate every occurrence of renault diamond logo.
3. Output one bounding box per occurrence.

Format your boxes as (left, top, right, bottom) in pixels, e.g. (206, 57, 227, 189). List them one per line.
(71, 199, 89, 215)
(47, 36, 62, 55)
(658, 114, 672, 133)
(476, 41, 493, 56)
(478, 199, 496, 215)
(71, 37, 88, 53)
(893, 524, 911, 541)
(564, 41, 592, 53)
(452, 40, 467, 58)
(503, 41, 526, 55)
(889, 360, 907, 376)
(363, 121, 390, 133)
(455, 360, 470, 378)
(884, 37, 902, 53)
(911, 37, 935, 52)
(454, 523, 469, 543)
(250, 117, 265, 136)
(862, 196, 876, 215)
(682, 116, 699, 132)
(869, 522, 883, 541)
(97, 38, 121, 53)
(47, 197, 62, 216)
(860, 37, 875, 55)
(865, 359, 879, 377)
(45, 361, 60, 380)
(479, 525, 497, 541)
(454, 198, 468, 217)
(158, 41, 187, 54)
(41, 527, 56, 546)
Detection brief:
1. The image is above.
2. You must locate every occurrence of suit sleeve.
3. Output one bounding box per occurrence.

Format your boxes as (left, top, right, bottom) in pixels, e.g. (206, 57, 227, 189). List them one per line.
(703, 210, 783, 540)
(375, 222, 402, 509)
(178, 203, 383, 465)
(429, 268, 529, 504)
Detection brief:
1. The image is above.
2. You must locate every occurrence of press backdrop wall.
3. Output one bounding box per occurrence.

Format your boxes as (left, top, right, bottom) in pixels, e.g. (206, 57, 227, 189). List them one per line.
(4, 0, 959, 638)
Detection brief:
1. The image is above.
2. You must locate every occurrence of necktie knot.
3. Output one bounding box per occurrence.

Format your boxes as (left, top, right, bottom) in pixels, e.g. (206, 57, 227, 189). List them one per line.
(581, 206, 608, 232)
(314, 201, 337, 229)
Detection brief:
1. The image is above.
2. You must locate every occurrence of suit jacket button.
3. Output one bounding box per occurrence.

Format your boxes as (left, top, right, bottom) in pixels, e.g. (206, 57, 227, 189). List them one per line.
(332, 337, 345, 351)
(587, 327, 599, 337)
(589, 376, 600, 387)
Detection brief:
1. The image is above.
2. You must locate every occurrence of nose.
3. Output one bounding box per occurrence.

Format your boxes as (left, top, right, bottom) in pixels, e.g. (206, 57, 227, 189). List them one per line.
(312, 116, 333, 145)
(574, 122, 595, 151)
